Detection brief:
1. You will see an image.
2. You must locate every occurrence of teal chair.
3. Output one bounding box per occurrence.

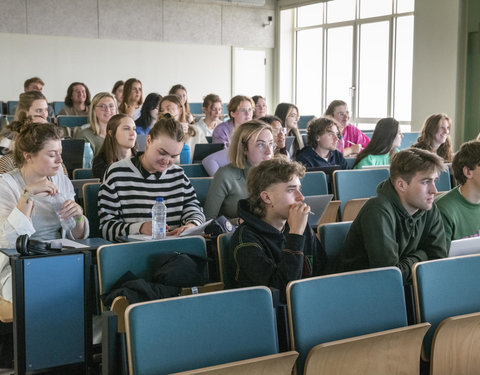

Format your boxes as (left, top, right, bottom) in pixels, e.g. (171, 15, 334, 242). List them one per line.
(364, 131, 374, 139)
(52, 101, 65, 115)
(217, 233, 234, 289)
(73, 168, 93, 179)
(189, 177, 212, 206)
(298, 115, 315, 130)
(435, 168, 452, 192)
(189, 102, 203, 114)
(301, 171, 328, 196)
(333, 168, 390, 214)
(82, 182, 101, 238)
(400, 132, 419, 149)
(7, 100, 18, 115)
(97, 236, 210, 305)
(57, 115, 88, 128)
(318, 221, 352, 274)
(180, 163, 209, 177)
(413, 254, 480, 360)
(287, 267, 419, 375)
(125, 287, 281, 374)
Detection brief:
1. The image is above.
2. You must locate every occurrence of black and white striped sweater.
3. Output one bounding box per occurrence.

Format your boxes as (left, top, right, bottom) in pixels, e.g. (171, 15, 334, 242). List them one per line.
(98, 157, 205, 242)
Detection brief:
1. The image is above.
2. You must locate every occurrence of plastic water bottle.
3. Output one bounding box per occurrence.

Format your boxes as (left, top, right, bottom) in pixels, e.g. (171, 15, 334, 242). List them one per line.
(83, 142, 94, 168)
(152, 198, 167, 239)
(51, 193, 76, 231)
(180, 143, 190, 164)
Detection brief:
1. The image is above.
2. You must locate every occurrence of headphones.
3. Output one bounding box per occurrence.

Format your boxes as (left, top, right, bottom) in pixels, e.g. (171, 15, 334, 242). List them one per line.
(16, 234, 63, 256)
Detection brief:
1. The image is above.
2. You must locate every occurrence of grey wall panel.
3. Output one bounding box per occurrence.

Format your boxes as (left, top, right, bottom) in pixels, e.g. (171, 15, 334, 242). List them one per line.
(221, 6, 274, 48)
(27, 0, 98, 38)
(99, 0, 163, 41)
(163, 0, 222, 45)
(0, 0, 27, 33)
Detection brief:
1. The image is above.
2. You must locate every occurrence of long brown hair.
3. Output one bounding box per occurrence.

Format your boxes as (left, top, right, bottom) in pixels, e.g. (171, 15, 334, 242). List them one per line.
(412, 113, 453, 162)
(96, 114, 137, 166)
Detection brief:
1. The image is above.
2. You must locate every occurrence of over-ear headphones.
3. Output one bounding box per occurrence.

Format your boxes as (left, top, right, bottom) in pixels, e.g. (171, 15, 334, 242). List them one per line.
(16, 234, 63, 256)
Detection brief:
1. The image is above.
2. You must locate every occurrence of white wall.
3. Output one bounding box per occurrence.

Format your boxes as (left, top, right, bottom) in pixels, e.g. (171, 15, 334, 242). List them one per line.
(0, 0, 275, 105)
(411, 0, 462, 138)
(0, 33, 233, 102)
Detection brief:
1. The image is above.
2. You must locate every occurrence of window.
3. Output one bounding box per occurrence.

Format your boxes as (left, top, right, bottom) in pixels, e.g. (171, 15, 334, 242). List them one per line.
(286, 0, 414, 130)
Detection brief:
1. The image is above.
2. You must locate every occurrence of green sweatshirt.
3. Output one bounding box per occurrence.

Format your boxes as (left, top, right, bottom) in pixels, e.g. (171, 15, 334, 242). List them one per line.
(435, 186, 480, 250)
(336, 179, 447, 283)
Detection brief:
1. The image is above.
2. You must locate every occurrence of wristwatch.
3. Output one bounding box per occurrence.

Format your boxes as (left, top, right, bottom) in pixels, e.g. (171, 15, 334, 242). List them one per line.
(22, 189, 32, 204)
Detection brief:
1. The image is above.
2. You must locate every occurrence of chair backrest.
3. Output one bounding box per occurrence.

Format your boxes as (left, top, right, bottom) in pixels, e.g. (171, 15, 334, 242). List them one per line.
(304, 323, 430, 375)
(7, 101, 18, 115)
(413, 255, 480, 359)
(363, 131, 374, 139)
(173, 351, 298, 375)
(57, 115, 88, 127)
(125, 287, 278, 374)
(435, 168, 451, 192)
(189, 177, 212, 206)
(318, 221, 352, 274)
(217, 233, 234, 289)
(192, 143, 225, 164)
(73, 168, 93, 179)
(52, 101, 65, 115)
(344, 157, 356, 169)
(82, 182, 101, 238)
(97, 236, 208, 298)
(61, 138, 85, 178)
(341, 198, 369, 221)
(301, 171, 328, 196)
(189, 102, 203, 115)
(180, 163, 209, 177)
(287, 267, 407, 375)
(429, 312, 480, 375)
(298, 115, 315, 130)
(317, 200, 340, 226)
(333, 168, 390, 214)
(400, 132, 419, 149)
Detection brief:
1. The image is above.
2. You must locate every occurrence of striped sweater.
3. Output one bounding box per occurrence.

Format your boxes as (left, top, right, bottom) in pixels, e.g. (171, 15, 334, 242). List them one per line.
(98, 156, 205, 242)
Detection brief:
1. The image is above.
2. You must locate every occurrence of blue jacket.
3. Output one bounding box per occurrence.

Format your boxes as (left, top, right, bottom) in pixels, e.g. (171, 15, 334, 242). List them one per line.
(295, 146, 349, 169)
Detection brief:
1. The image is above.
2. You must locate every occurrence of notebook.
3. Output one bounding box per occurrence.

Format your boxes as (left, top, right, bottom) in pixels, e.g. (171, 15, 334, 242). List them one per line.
(449, 236, 480, 257)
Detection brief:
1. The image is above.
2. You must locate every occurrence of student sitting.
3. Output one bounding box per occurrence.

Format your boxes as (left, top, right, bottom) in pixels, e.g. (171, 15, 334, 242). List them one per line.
(58, 82, 91, 116)
(353, 117, 403, 169)
(212, 95, 253, 146)
(204, 120, 274, 223)
(411, 113, 453, 163)
(0, 123, 89, 302)
(134, 92, 162, 135)
(75, 92, 118, 155)
(118, 78, 143, 120)
(295, 117, 348, 169)
(229, 157, 327, 302)
(337, 148, 447, 284)
(92, 114, 137, 181)
(436, 140, 480, 249)
(98, 117, 205, 242)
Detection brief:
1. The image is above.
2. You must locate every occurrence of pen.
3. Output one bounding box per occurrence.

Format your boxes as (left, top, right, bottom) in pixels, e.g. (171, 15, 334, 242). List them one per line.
(309, 211, 315, 216)
(346, 140, 363, 149)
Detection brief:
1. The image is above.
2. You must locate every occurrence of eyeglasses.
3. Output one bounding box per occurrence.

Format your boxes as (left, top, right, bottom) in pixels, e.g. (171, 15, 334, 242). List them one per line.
(238, 108, 253, 115)
(97, 104, 116, 111)
(256, 141, 277, 152)
(272, 128, 287, 136)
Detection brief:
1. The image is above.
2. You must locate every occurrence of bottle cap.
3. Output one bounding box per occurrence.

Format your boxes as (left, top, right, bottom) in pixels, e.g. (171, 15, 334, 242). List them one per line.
(156, 197, 164, 202)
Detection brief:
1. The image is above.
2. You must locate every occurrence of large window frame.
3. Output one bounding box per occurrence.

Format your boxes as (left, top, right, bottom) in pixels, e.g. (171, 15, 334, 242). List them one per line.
(290, 0, 414, 130)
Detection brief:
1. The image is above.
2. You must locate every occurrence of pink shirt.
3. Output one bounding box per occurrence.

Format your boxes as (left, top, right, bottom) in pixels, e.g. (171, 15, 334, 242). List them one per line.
(337, 124, 371, 152)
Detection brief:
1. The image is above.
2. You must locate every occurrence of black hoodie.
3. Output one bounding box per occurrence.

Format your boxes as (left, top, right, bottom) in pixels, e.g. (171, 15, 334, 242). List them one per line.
(230, 199, 327, 301)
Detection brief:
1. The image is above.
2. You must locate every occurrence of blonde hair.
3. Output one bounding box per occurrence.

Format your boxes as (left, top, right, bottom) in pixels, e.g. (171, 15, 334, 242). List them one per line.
(88, 92, 117, 135)
(228, 120, 272, 170)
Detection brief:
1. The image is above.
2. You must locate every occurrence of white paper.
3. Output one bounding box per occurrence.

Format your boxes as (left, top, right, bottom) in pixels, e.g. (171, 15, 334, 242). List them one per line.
(48, 238, 89, 248)
(178, 219, 213, 237)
